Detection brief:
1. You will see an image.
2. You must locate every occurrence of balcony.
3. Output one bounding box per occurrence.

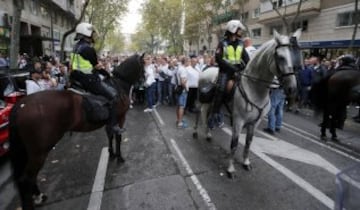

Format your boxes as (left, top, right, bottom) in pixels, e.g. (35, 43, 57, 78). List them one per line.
(258, 0, 321, 24)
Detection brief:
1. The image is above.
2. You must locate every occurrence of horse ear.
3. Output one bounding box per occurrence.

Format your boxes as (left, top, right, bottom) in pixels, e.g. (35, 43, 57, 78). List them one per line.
(140, 53, 145, 60)
(273, 29, 280, 42)
(292, 28, 302, 40)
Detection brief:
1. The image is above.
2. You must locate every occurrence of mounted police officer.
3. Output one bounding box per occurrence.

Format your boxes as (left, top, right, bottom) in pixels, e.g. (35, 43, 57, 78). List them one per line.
(212, 19, 250, 116)
(70, 22, 122, 134)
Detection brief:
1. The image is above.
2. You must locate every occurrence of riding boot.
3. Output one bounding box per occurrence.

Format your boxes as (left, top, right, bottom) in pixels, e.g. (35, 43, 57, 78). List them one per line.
(97, 82, 125, 135)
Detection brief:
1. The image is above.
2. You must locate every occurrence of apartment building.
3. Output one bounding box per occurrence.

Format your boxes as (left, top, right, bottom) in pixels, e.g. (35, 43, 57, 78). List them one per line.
(186, 0, 359, 59)
(0, 0, 82, 57)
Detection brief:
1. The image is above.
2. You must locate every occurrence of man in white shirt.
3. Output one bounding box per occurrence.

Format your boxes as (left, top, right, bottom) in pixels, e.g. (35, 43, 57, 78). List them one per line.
(186, 56, 200, 112)
(176, 57, 190, 128)
(244, 37, 257, 58)
(26, 62, 45, 95)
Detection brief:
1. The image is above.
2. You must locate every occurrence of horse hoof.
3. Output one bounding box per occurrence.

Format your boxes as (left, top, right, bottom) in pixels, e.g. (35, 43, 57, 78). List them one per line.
(193, 132, 198, 139)
(206, 137, 212, 142)
(226, 171, 235, 179)
(242, 164, 252, 171)
(117, 156, 125, 163)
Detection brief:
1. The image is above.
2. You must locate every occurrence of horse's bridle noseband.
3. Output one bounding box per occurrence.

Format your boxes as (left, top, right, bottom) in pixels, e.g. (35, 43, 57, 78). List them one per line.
(274, 43, 296, 81)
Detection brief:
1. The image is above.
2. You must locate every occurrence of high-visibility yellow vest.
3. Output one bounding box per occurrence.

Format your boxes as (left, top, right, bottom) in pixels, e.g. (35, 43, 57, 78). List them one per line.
(70, 52, 93, 74)
(223, 41, 243, 65)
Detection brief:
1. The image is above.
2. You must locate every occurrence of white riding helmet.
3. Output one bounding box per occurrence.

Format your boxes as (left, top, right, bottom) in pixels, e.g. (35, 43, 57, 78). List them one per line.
(75, 22, 96, 38)
(226, 20, 245, 34)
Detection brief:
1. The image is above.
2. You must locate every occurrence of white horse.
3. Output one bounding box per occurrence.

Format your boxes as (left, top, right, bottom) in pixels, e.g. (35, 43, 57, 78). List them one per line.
(193, 29, 302, 178)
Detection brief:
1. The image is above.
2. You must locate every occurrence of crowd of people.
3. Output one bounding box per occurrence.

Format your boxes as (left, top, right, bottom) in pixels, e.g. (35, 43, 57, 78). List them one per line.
(2, 20, 360, 133)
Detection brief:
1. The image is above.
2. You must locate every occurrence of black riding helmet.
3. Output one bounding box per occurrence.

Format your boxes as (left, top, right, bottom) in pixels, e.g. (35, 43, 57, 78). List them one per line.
(340, 54, 356, 65)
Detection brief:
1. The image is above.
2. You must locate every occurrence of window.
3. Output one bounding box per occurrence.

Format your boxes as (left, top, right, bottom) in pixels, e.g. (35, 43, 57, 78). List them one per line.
(241, 12, 249, 22)
(272, 0, 283, 9)
(291, 20, 308, 32)
(337, 11, 359, 27)
(270, 25, 282, 35)
(40, 5, 48, 18)
(253, 8, 260, 18)
(252, 28, 261, 38)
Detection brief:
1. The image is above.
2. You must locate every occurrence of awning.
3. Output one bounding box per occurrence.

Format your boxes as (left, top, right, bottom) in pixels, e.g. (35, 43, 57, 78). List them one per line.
(299, 39, 360, 49)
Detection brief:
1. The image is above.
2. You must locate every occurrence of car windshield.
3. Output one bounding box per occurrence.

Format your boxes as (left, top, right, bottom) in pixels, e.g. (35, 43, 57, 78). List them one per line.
(0, 70, 28, 99)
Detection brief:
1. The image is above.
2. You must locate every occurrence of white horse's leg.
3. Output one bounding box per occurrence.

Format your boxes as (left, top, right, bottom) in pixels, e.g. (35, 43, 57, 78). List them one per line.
(201, 104, 212, 141)
(242, 124, 255, 171)
(227, 117, 243, 178)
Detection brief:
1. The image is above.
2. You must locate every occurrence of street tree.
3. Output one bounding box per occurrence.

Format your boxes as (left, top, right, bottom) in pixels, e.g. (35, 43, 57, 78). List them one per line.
(269, 0, 304, 34)
(60, 0, 90, 62)
(349, 0, 359, 54)
(9, 0, 24, 69)
(105, 30, 125, 54)
(141, 0, 184, 54)
(86, 0, 127, 52)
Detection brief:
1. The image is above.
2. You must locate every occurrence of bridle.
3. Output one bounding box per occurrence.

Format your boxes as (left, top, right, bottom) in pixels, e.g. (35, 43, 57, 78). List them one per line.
(235, 38, 299, 124)
(274, 42, 296, 81)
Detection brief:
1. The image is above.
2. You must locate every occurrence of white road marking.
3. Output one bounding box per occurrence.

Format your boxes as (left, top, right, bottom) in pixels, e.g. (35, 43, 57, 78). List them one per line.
(281, 121, 360, 162)
(222, 127, 335, 209)
(170, 139, 216, 210)
(153, 109, 165, 126)
(87, 147, 109, 210)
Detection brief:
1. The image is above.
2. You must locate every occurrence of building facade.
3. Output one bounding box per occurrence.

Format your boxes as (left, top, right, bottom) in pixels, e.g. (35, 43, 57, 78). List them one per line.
(0, 0, 82, 58)
(185, 0, 359, 59)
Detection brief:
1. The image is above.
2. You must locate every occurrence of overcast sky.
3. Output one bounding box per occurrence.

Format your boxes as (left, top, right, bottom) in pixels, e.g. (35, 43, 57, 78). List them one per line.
(120, 0, 144, 35)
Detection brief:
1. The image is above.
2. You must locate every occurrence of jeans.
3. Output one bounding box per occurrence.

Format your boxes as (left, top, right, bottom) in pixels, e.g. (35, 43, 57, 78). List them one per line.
(267, 88, 285, 131)
(146, 83, 156, 109)
(177, 91, 188, 108)
(156, 80, 164, 104)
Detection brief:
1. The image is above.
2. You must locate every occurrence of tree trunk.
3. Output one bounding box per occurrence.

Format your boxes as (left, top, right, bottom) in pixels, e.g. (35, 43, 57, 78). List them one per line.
(350, 0, 359, 54)
(60, 0, 90, 62)
(9, 0, 23, 69)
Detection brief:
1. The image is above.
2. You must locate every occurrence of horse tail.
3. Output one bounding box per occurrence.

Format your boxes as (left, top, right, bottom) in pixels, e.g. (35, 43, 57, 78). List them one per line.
(8, 102, 27, 181)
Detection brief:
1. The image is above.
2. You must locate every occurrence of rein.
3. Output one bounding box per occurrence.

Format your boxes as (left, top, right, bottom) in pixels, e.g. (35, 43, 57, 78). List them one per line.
(237, 80, 270, 125)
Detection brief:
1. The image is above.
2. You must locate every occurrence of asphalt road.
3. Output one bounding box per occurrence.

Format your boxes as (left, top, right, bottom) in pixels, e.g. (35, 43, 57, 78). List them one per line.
(1, 103, 360, 210)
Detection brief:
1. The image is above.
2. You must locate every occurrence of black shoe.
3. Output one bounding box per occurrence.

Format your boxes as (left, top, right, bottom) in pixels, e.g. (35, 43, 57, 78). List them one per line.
(263, 128, 275, 135)
(275, 128, 281, 132)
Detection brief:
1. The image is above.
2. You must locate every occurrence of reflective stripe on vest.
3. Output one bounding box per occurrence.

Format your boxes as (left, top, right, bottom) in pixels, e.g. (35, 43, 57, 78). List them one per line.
(70, 53, 93, 74)
(223, 44, 243, 65)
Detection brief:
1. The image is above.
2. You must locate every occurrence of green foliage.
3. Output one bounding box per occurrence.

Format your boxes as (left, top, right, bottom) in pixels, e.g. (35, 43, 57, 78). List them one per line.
(86, 0, 128, 51)
(105, 30, 125, 54)
(138, 0, 184, 54)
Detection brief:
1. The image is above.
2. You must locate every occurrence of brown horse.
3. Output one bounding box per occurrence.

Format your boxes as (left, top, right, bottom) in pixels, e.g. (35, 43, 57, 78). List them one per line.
(9, 53, 144, 210)
(310, 69, 360, 141)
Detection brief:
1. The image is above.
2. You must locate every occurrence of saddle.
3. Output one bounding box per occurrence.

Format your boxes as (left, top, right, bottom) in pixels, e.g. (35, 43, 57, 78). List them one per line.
(198, 82, 236, 104)
(69, 82, 110, 123)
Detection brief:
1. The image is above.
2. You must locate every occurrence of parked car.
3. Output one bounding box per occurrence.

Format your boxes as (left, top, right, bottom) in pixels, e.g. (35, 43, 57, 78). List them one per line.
(0, 70, 27, 156)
